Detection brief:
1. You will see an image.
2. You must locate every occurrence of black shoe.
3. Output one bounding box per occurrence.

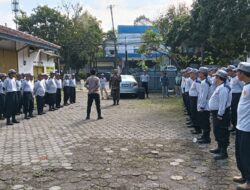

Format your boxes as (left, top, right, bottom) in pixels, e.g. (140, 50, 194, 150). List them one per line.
(191, 130, 202, 134)
(214, 153, 228, 160)
(86, 117, 90, 120)
(12, 120, 20, 124)
(42, 112, 46, 115)
(187, 125, 194, 128)
(186, 121, 192, 125)
(29, 115, 35, 118)
(7, 121, 13, 125)
(97, 116, 103, 120)
(38, 113, 43, 115)
(0, 117, 4, 120)
(198, 139, 211, 144)
(210, 147, 221, 154)
(24, 116, 30, 120)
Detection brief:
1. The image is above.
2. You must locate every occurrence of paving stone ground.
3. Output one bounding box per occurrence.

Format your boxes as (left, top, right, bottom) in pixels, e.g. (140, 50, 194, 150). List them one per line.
(0, 91, 240, 190)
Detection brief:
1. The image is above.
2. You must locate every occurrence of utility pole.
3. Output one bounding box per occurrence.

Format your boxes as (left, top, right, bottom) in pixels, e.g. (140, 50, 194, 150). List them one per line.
(125, 37, 128, 74)
(12, 0, 19, 29)
(109, 5, 118, 69)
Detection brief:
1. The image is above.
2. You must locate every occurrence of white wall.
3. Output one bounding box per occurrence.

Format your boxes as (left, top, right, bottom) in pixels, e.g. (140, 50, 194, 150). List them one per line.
(17, 43, 55, 74)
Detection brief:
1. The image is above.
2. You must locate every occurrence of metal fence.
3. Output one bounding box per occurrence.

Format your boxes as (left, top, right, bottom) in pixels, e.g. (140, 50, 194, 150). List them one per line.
(133, 71, 177, 92)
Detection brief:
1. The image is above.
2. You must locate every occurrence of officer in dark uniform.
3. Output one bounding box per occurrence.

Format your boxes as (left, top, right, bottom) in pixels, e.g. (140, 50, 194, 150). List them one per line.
(110, 69, 121, 105)
(233, 62, 250, 190)
(209, 70, 232, 160)
(3, 69, 19, 125)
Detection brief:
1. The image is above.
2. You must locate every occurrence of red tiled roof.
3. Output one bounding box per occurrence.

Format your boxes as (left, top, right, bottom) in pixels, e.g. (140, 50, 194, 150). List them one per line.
(0, 25, 61, 50)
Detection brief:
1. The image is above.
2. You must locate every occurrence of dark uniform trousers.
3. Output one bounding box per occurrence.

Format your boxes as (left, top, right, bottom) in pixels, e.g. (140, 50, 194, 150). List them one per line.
(185, 92, 191, 116)
(56, 88, 62, 107)
(198, 111, 211, 140)
(70, 87, 76, 103)
(111, 89, 120, 101)
(4, 92, 18, 119)
(0, 93, 5, 118)
(189, 96, 201, 132)
(63, 87, 70, 105)
(16, 91, 22, 113)
(23, 92, 33, 115)
(231, 93, 241, 128)
(36, 95, 44, 114)
(236, 129, 250, 181)
(44, 92, 49, 106)
(48, 93, 56, 109)
(142, 82, 149, 97)
(211, 108, 230, 148)
(87, 93, 101, 118)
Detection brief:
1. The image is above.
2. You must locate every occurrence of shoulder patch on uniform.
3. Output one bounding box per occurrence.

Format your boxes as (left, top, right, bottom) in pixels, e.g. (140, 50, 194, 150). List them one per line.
(224, 84, 231, 92)
(196, 80, 201, 84)
(205, 79, 211, 87)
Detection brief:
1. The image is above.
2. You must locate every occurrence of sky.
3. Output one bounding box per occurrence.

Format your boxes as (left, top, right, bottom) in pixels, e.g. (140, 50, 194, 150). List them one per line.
(0, 0, 193, 32)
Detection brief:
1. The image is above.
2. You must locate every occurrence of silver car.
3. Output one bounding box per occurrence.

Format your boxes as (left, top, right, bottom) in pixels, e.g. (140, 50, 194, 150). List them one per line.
(120, 75, 138, 95)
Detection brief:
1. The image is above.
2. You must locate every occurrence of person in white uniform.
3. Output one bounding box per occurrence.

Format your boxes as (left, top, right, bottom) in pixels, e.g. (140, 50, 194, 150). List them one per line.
(34, 74, 46, 115)
(233, 62, 250, 190)
(100, 73, 109, 100)
(227, 65, 244, 133)
(3, 69, 19, 125)
(209, 70, 232, 160)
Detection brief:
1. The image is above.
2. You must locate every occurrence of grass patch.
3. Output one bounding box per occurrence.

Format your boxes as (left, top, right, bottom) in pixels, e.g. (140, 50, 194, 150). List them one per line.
(137, 97, 182, 112)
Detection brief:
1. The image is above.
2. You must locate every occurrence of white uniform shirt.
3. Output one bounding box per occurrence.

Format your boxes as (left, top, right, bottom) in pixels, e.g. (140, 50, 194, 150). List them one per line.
(55, 79, 62, 89)
(0, 80, 4, 94)
(197, 79, 211, 111)
(230, 76, 244, 93)
(22, 80, 33, 92)
(47, 78, 57, 94)
(63, 79, 70, 87)
(209, 83, 232, 116)
(100, 77, 107, 88)
(69, 79, 76, 87)
(34, 80, 45, 97)
(140, 74, 150, 82)
(237, 83, 250, 132)
(189, 79, 201, 97)
(16, 80, 22, 91)
(3, 77, 17, 92)
(181, 77, 186, 93)
(209, 76, 217, 95)
(184, 77, 193, 93)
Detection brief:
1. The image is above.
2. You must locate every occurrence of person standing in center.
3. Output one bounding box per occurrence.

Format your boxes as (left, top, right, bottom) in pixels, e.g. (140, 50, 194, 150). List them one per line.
(47, 72, 57, 111)
(84, 69, 103, 120)
(100, 73, 109, 100)
(140, 70, 150, 98)
(63, 75, 70, 106)
(110, 69, 121, 105)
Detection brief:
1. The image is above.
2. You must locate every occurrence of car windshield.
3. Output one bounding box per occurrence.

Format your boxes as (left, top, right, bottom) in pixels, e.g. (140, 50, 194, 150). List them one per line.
(121, 75, 134, 80)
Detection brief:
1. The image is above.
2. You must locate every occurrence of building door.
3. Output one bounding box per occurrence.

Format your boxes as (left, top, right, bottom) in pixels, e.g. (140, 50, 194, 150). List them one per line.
(33, 66, 44, 80)
(0, 49, 18, 73)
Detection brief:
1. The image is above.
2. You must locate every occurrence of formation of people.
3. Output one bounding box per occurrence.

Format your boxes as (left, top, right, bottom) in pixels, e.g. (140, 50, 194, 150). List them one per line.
(0, 69, 76, 125)
(181, 62, 250, 190)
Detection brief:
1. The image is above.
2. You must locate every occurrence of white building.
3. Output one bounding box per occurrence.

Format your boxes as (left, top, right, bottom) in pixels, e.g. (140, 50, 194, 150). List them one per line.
(0, 25, 60, 77)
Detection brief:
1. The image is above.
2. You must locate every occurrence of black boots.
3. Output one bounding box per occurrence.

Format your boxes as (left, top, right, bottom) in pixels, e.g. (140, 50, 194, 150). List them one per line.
(214, 146, 228, 160)
(6, 118, 13, 125)
(210, 144, 221, 154)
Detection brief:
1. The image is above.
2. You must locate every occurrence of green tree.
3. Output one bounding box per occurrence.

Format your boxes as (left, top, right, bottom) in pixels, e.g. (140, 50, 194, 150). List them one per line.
(15, 5, 103, 73)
